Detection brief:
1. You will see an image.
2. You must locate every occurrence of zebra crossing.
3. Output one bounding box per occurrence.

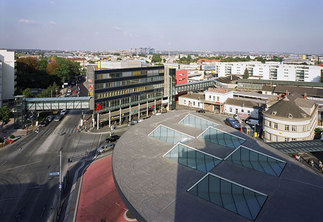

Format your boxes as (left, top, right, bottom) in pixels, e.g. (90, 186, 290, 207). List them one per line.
(39, 127, 78, 136)
(53, 127, 78, 135)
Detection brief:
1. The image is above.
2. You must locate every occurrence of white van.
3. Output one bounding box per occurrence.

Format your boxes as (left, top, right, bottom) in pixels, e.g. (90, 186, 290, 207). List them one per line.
(246, 118, 259, 126)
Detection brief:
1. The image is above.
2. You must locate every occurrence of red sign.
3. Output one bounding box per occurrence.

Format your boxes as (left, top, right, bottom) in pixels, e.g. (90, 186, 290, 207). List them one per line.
(89, 85, 93, 91)
(95, 104, 103, 111)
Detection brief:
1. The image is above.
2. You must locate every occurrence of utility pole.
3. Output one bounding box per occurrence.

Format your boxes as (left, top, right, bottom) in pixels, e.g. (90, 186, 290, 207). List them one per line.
(59, 150, 62, 191)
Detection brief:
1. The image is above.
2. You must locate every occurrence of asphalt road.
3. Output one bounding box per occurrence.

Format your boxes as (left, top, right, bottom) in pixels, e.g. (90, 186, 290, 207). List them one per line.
(0, 110, 104, 222)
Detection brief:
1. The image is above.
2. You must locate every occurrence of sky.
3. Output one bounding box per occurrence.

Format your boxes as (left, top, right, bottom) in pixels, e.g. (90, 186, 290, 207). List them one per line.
(1, 0, 323, 53)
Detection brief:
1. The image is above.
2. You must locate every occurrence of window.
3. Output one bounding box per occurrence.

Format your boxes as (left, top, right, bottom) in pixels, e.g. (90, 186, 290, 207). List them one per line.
(209, 95, 211, 99)
(193, 101, 196, 106)
(285, 138, 290, 142)
(292, 138, 296, 141)
(268, 121, 271, 127)
(184, 100, 186, 105)
(285, 125, 289, 131)
(217, 96, 219, 101)
(213, 96, 215, 101)
(292, 125, 297, 132)
(274, 123, 278, 129)
(248, 110, 250, 114)
(230, 108, 232, 112)
(235, 109, 238, 114)
(241, 109, 244, 113)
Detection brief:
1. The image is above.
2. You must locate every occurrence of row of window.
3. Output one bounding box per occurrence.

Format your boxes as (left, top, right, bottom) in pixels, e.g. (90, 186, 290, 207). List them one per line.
(95, 84, 164, 99)
(265, 120, 307, 132)
(265, 132, 298, 142)
(229, 107, 251, 115)
(95, 90, 164, 110)
(208, 95, 220, 102)
(96, 69, 163, 80)
(96, 76, 164, 90)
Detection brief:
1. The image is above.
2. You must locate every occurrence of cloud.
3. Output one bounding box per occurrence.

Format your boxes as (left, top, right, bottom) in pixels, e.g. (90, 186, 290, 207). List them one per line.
(112, 26, 121, 31)
(48, 21, 57, 25)
(18, 19, 40, 24)
(50, 1, 55, 5)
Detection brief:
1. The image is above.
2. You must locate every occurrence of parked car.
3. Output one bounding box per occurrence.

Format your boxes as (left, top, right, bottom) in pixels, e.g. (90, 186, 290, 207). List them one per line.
(245, 118, 259, 127)
(128, 120, 138, 126)
(54, 115, 63, 122)
(47, 115, 54, 122)
(60, 109, 67, 115)
(225, 117, 241, 130)
(6, 136, 21, 144)
(233, 114, 243, 125)
(196, 109, 205, 113)
(106, 135, 120, 142)
(97, 144, 115, 154)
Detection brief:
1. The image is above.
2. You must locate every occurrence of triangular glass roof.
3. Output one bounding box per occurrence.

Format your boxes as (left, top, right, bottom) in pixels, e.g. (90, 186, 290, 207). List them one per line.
(149, 125, 194, 144)
(164, 143, 222, 173)
(188, 173, 267, 220)
(179, 114, 218, 130)
(198, 126, 245, 149)
(225, 146, 286, 177)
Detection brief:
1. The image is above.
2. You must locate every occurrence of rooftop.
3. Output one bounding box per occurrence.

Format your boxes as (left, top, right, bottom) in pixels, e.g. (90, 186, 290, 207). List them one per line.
(207, 87, 232, 94)
(113, 110, 323, 222)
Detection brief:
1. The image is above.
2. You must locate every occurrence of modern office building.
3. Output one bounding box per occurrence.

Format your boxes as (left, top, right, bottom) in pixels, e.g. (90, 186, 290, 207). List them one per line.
(205, 61, 322, 82)
(87, 65, 175, 128)
(0, 49, 15, 107)
(263, 94, 318, 142)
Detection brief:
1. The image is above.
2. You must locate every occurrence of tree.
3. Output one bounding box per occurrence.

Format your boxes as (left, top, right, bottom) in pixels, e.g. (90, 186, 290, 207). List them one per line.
(243, 68, 249, 79)
(0, 106, 11, 125)
(151, 54, 162, 63)
(22, 88, 33, 98)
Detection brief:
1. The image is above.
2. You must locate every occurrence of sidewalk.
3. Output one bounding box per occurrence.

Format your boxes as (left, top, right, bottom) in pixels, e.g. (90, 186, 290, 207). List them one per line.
(75, 155, 136, 222)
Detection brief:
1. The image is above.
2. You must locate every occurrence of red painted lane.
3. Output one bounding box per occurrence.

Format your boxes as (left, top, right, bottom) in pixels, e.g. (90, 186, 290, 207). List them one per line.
(76, 155, 135, 222)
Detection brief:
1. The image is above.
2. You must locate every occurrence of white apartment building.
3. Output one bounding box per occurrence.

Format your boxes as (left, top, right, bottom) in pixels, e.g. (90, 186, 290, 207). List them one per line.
(0, 50, 15, 107)
(210, 61, 322, 82)
(263, 94, 318, 142)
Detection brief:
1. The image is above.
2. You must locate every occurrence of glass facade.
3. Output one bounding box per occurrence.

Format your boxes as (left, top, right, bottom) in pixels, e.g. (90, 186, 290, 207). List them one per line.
(94, 66, 164, 113)
(149, 125, 194, 144)
(188, 173, 267, 220)
(225, 146, 286, 176)
(164, 143, 222, 173)
(198, 127, 245, 149)
(179, 114, 218, 130)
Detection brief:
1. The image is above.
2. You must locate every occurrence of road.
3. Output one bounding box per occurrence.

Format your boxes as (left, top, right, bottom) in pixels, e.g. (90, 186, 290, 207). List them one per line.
(0, 110, 104, 222)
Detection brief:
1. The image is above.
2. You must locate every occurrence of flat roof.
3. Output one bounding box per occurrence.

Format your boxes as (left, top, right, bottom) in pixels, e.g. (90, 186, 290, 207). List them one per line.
(267, 140, 323, 153)
(113, 110, 323, 221)
(233, 91, 274, 100)
(238, 79, 323, 88)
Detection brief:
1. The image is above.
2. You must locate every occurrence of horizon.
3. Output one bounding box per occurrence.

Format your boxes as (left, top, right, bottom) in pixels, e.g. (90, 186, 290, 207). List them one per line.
(1, 0, 323, 54)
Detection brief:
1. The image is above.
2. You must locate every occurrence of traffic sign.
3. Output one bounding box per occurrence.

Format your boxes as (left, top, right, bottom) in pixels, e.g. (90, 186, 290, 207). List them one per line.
(49, 172, 60, 176)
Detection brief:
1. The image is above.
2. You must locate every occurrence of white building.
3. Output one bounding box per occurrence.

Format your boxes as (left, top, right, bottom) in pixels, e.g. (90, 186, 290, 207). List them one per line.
(203, 88, 233, 112)
(0, 50, 15, 107)
(224, 98, 260, 119)
(263, 94, 318, 142)
(178, 93, 204, 109)
(210, 61, 322, 82)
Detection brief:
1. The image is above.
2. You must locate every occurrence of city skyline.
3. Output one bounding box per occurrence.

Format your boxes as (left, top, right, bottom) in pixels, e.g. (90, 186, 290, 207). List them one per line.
(1, 0, 323, 54)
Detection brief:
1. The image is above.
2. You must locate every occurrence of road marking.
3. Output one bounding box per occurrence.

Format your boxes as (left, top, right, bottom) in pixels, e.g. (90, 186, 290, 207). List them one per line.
(0, 160, 41, 172)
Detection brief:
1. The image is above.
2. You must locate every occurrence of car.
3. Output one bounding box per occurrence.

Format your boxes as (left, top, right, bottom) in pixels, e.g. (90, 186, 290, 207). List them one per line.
(138, 119, 144, 123)
(97, 144, 115, 154)
(233, 114, 243, 125)
(128, 120, 138, 126)
(6, 136, 21, 144)
(67, 89, 72, 93)
(47, 115, 54, 122)
(196, 109, 205, 113)
(106, 135, 120, 142)
(54, 115, 63, 122)
(225, 117, 241, 130)
(60, 109, 67, 115)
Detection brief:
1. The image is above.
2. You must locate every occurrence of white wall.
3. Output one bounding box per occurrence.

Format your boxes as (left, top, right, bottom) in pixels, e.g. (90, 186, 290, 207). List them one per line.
(0, 50, 14, 102)
(204, 91, 233, 103)
(178, 96, 204, 109)
(224, 104, 259, 119)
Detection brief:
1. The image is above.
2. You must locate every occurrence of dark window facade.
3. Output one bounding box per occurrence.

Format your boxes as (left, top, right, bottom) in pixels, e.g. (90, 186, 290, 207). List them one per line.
(94, 66, 164, 113)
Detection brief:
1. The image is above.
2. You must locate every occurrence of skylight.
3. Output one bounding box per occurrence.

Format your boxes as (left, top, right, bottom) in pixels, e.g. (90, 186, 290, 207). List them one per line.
(198, 126, 245, 149)
(163, 143, 222, 173)
(149, 125, 194, 144)
(187, 173, 267, 220)
(179, 114, 218, 130)
(225, 146, 286, 176)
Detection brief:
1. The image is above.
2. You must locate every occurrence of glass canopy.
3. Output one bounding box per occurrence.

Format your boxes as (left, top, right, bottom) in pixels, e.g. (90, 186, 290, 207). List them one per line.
(164, 143, 222, 173)
(225, 146, 286, 177)
(198, 127, 245, 149)
(149, 125, 194, 144)
(179, 114, 218, 130)
(188, 173, 267, 220)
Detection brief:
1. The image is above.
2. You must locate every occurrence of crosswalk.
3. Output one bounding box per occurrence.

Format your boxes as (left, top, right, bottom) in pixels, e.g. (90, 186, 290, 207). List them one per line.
(39, 127, 78, 136)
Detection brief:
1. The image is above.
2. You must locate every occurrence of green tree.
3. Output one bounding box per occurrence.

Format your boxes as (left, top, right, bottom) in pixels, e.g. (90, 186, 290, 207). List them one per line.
(0, 106, 11, 125)
(243, 68, 249, 79)
(151, 54, 162, 63)
(22, 88, 33, 98)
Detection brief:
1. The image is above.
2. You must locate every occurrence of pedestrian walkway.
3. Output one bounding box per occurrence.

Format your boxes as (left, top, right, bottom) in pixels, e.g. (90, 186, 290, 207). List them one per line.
(76, 155, 137, 222)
